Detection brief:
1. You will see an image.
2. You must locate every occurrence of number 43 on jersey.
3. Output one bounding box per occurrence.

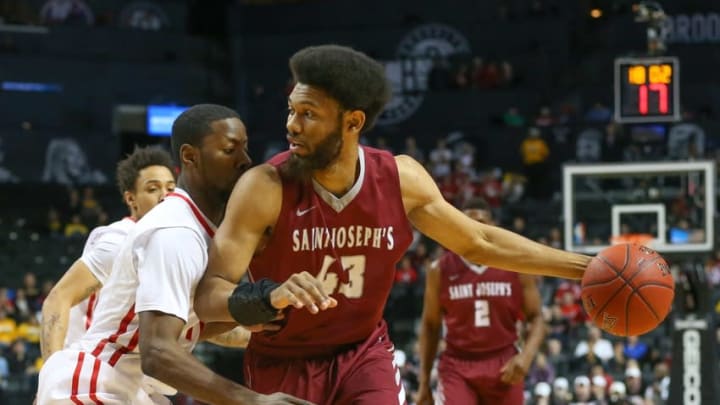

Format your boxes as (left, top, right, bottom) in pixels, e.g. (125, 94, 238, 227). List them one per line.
(317, 254, 366, 298)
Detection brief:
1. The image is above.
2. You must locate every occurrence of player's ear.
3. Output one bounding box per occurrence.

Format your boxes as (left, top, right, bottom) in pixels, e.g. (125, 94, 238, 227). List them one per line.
(346, 110, 365, 133)
(179, 144, 198, 167)
(123, 190, 136, 211)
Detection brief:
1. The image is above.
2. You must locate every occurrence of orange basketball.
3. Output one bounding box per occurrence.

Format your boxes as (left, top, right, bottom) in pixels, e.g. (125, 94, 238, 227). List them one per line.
(581, 243, 674, 336)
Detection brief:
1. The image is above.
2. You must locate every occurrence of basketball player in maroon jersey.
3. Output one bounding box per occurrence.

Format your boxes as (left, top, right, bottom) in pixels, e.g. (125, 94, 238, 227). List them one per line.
(416, 198, 545, 405)
(194, 45, 590, 404)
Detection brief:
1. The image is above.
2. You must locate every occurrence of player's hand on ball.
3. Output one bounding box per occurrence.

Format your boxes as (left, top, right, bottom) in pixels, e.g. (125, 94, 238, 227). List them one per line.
(270, 271, 337, 313)
(257, 392, 316, 404)
(499, 354, 530, 385)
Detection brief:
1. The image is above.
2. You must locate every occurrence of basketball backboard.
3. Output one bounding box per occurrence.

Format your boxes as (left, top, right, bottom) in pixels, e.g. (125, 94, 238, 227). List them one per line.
(563, 161, 715, 254)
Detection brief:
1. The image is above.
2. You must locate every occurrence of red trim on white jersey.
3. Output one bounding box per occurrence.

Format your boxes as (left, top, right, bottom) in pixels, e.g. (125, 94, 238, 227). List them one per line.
(85, 293, 97, 330)
(89, 356, 103, 404)
(166, 192, 215, 238)
(70, 352, 85, 405)
(91, 305, 136, 362)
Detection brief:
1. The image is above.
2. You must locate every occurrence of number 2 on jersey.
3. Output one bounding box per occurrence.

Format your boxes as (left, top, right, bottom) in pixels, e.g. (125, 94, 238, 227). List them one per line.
(475, 299, 490, 327)
(317, 254, 366, 298)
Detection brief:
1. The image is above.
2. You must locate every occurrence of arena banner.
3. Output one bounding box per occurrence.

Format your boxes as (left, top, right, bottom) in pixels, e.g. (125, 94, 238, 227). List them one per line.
(0, 131, 116, 186)
(668, 263, 719, 405)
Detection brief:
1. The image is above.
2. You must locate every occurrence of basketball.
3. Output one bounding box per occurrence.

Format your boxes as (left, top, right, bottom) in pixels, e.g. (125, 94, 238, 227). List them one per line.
(581, 243, 674, 337)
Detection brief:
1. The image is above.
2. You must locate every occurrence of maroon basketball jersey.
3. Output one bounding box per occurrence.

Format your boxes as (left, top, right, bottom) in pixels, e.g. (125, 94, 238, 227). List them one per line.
(248, 146, 413, 358)
(439, 251, 524, 358)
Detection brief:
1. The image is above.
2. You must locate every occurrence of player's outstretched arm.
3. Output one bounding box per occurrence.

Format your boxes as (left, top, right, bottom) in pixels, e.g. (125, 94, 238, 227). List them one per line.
(40, 259, 101, 360)
(499, 274, 546, 385)
(396, 155, 590, 279)
(138, 311, 313, 405)
(416, 259, 443, 405)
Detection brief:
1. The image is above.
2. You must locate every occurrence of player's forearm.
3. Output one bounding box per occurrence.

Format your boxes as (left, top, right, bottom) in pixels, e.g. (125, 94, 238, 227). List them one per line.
(141, 342, 258, 405)
(194, 276, 237, 322)
(40, 294, 71, 360)
(468, 226, 590, 279)
(203, 323, 250, 348)
(418, 321, 442, 385)
(520, 315, 546, 366)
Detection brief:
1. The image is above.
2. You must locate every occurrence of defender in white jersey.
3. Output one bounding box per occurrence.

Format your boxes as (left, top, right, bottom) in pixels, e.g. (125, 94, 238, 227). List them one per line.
(41, 147, 176, 361)
(37, 104, 312, 405)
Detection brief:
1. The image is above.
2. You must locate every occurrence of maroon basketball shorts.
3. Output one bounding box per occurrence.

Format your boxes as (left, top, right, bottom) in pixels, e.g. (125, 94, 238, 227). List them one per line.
(437, 345, 524, 405)
(244, 322, 406, 405)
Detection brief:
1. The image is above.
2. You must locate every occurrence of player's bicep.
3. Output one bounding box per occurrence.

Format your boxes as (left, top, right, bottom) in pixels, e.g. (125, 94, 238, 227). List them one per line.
(397, 155, 486, 258)
(138, 311, 186, 353)
(519, 274, 542, 319)
(207, 164, 282, 283)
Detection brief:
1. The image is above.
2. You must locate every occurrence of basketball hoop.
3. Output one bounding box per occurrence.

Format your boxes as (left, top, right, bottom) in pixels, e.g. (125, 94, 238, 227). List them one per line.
(610, 233, 655, 247)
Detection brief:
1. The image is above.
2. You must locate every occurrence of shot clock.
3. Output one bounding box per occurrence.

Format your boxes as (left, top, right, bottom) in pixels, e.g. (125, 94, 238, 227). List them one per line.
(614, 56, 680, 123)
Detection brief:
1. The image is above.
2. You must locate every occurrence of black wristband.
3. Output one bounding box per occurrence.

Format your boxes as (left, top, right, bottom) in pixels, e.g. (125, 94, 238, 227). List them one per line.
(227, 279, 281, 326)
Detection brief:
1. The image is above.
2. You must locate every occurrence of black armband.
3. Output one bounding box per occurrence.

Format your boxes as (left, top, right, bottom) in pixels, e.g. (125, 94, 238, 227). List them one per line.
(227, 279, 281, 326)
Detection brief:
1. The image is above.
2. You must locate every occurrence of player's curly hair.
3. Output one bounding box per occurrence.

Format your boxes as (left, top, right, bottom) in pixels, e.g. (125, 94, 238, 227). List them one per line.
(289, 44, 391, 132)
(171, 104, 241, 164)
(116, 146, 175, 194)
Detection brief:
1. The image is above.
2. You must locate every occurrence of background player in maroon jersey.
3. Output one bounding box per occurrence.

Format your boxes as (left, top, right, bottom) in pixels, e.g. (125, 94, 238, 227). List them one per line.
(416, 198, 546, 405)
(194, 44, 590, 404)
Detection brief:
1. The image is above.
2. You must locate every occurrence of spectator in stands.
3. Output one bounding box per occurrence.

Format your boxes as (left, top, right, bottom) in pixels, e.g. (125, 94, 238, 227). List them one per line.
(63, 188, 82, 220)
(395, 255, 419, 285)
(63, 214, 88, 238)
(429, 139, 453, 178)
(546, 338, 570, 378)
(531, 381, 551, 405)
(623, 336, 649, 365)
(624, 363, 644, 401)
(20, 272, 40, 312)
(477, 61, 501, 89)
(46, 207, 62, 237)
(602, 122, 626, 162)
(644, 362, 669, 404)
(409, 242, 429, 271)
(375, 136, 393, 153)
(552, 376, 572, 405)
(574, 325, 614, 367)
(6, 338, 37, 391)
(591, 375, 608, 404)
(608, 341, 628, 378)
(12, 289, 31, 322)
(80, 186, 102, 224)
(0, 309, 16, 348)
(402, 136, 425, 164)
(520, 127, 551, 199)
(503, 106, 526, 127)
(534, 106, 555, 127)
(572, 375, 593, 404)
(608, 381, 627, 405)
(548, 227, 562, 249)
(15, 314, 39, 346)
(0, 288, 15, 318)
(527, 352, 555, 386)
(589, 363, 614, 388)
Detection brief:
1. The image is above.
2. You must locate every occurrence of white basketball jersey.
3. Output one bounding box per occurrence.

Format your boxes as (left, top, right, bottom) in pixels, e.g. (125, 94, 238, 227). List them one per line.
(77, 188, 215, 388)
(65, 217, 136, 348)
